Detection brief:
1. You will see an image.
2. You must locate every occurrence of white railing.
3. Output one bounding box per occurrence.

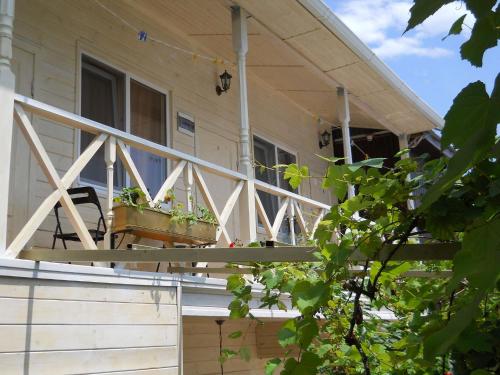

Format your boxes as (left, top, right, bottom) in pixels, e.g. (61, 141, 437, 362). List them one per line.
(5, 94, 329, 258)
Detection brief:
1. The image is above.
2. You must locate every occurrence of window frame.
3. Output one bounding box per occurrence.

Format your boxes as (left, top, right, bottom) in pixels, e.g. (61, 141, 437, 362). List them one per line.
(76, 50, 171, 195)
(252, 132, 300, 194)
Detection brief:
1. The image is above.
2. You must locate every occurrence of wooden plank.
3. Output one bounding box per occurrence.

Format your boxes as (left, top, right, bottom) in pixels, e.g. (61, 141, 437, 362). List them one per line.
(271, 197, 290, 240)
(154, 160, 187, 203)
(0, 277, 177, 304)
(192, 165, 231, 245)
(117, 140, 153, 206)
(15, 95, 247, 181)
(0, 324, 178, 352)
(18, 243, 460, 262)
(0, 298, 178, 325)
(0, 346, 178, 375)
(255, 191, 273, 238)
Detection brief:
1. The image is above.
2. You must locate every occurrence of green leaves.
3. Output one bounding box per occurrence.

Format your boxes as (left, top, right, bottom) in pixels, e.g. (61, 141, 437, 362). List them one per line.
(291, 280, 330, 315)
(460, 9, 499, 67)
(421, 75, 500, 209)
(405, 0, 453, 32)
(406, 0, 499, 67)
(265, 358, 281, 375)
(283, 164, 309, 190)
(442, 14, 467, 40)
(278, 317, 319, 349)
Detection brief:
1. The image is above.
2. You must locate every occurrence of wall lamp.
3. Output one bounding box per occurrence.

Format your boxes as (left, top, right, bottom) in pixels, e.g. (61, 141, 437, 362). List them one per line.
(216, 70, 232, 95)
(319, 130, 331, 149)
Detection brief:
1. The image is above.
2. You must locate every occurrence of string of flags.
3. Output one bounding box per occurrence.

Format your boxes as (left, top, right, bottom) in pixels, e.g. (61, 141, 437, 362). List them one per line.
(94, 0, 330, 125)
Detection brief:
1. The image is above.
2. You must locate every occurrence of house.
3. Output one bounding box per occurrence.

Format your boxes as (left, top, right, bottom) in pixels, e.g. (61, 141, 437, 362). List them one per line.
(0, 0, 443, 374)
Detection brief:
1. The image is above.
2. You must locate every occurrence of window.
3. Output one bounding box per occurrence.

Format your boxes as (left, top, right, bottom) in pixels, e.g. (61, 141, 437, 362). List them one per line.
(80, 56, 125, 187)
(253, 135, 297, 228)
(80, 56, 168, 196)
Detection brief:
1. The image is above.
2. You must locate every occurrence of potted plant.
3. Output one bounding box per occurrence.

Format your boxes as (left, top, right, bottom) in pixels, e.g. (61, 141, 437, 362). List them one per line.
(112, 187, 218, 245)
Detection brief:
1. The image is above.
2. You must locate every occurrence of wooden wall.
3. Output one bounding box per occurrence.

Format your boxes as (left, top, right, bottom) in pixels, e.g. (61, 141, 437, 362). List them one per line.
(183, 316, 271, 375)
(0, 260, 180, 374)
(8, 0, 332, 249)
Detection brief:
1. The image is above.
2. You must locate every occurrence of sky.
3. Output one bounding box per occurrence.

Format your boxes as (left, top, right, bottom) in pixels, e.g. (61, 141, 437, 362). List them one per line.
(325, 0, 499, 118)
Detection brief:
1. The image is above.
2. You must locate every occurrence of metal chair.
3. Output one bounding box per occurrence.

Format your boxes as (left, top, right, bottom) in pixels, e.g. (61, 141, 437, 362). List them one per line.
(51, 186, 106, 249)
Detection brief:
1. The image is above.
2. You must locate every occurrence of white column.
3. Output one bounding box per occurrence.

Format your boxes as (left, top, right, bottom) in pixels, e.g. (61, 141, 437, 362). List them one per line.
(398, 133, 409, 158)
(337, 87, 355, 199)
(104, 136, 116, 250)
(398, 133, 415, 210)
(0, 0, 15, 254)
(232, 6, 256, 243)
(232, 6, 252, 179)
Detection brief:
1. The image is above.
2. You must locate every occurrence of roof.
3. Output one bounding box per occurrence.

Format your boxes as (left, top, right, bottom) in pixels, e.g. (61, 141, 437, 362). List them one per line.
(103, 0, 444, 134)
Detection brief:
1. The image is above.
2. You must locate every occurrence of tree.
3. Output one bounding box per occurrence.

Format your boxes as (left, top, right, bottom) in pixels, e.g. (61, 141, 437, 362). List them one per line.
(227, 1, 499, 374)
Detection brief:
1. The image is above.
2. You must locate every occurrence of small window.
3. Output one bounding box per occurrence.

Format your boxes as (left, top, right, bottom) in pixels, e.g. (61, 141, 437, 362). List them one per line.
(177, 112, 195, 136)
(80, 55, 125, 188)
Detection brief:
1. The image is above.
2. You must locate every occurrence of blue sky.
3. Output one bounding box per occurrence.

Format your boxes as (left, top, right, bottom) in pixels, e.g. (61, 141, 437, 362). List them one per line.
(325, 0, 499, 118)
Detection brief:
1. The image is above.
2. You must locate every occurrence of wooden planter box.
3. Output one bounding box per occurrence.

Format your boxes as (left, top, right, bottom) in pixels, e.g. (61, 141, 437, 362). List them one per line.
(112, 205, 217, 245)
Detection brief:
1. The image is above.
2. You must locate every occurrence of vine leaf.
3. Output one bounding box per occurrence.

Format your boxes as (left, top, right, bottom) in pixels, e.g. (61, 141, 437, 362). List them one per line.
(465, 0, 497, 18)
(450, 218, 500, 291)
(420, 74, 500, 209)
(405, 0, 453, 33)
(265, 358, 281, 375)
(283, 164, 309, 190)
(442, 14, 467, 40)
(460, 9, 499, 67)
(291, 280, 329, 315)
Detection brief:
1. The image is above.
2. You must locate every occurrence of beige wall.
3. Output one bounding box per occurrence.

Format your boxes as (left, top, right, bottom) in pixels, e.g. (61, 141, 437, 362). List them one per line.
(0, 262, 180, 374)
(183, 316, 271, 375)
(9, 0, 332, 249)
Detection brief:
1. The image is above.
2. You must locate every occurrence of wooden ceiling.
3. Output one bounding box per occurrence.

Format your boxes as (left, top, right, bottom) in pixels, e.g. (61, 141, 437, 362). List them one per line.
(117, 0, 440, 133)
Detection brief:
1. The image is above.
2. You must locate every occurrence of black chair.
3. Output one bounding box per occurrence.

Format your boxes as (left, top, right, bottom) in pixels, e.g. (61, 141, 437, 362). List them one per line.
(51, 186, 106, 249)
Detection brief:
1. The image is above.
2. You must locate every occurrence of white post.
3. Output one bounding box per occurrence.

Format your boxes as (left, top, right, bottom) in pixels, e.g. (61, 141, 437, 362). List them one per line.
(183, 162, 193, 212)
(232, 6, 256, 243)
(288, 200, 296, 245)
(398, 133, 409, 158)
(232, 6, 252, 178)
(398, 133, 415, 210)
(337, 87, 355, 199)
(104, 136, 116, 249)
(0, 0, 15, 254)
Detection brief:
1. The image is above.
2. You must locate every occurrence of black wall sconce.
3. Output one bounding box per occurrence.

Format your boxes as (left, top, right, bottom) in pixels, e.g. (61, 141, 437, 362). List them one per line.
(319, 130, 331, 149)
(216, 70, 232, 95)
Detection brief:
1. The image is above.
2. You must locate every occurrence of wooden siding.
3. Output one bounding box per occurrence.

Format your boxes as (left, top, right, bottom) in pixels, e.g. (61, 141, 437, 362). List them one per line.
(0, 268, 179, 374)
(183, 316, 272, 375)
(10, 0, 332, 250)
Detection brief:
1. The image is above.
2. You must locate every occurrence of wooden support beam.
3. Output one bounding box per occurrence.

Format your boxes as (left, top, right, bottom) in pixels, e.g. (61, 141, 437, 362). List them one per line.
(19, 243, 459, 263)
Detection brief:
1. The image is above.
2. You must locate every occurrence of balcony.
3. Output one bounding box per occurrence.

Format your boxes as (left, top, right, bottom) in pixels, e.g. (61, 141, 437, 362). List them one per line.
(5, 94, 330, 263)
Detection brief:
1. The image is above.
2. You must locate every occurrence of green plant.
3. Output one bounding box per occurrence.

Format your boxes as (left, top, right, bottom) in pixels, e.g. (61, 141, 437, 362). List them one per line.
(113, 186, 147, 212)
(225, 1, 499, 373)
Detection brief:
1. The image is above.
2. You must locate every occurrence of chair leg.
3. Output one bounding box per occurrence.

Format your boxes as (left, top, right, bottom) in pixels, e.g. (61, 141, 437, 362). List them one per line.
(51, 235, 57, 250)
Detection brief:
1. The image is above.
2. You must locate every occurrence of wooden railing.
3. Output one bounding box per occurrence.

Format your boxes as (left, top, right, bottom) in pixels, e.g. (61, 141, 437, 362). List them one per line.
(5, 95, 330, 258)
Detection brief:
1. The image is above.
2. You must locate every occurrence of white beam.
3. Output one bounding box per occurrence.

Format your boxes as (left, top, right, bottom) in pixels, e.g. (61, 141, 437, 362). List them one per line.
(0, 0, 15, 254)
(338, 87, 355, 199)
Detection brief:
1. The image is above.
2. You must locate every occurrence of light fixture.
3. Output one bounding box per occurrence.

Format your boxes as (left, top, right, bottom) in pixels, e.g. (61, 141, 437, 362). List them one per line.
(216, 70, 232, 95)
(319, 130, 331, 149)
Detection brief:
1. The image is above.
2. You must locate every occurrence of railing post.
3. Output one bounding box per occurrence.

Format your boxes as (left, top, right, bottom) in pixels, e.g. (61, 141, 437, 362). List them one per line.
(0, 0, 16, 254)
(398, 133, 415, 210)
(337, 87, 355, 199)
(240, 179, 257, 243)
(288, 200, 296, 245)
(183, 162, 193, 212)
(104, 136, 116, 249)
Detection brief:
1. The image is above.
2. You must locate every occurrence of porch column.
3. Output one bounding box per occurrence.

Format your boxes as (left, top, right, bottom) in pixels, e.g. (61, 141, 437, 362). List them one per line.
(232, 6, 256, 243)
(0, 0, 15, 254)
(337, 87, 355, 199)
(398, 133, 415, 209)
(398, 133, 409, 158)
